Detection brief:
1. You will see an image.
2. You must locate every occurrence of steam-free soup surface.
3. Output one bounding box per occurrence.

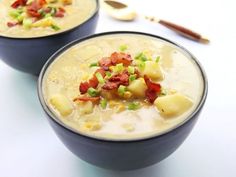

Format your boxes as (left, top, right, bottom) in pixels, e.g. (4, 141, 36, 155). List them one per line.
(43, 34, 204, 139)
(0, 0, 96, 38)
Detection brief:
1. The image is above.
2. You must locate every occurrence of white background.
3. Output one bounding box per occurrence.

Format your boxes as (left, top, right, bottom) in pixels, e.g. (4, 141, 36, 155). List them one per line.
(1, 0, 236, 176)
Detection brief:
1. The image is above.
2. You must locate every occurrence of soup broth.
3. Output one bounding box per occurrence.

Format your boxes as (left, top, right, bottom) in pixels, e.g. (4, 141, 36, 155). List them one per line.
(43, 34, 204, 139)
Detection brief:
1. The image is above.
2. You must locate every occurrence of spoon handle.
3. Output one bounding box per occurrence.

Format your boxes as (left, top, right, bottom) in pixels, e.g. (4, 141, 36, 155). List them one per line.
(145, 16, 209, 44)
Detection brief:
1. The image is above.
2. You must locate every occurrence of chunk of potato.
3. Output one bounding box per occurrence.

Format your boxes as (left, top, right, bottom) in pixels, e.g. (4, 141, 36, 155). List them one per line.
(82, 121, 101, 131)
(127, 78, 147, 98)
(32, 17, 54, 28)
(50, 94, 73, 116)
(142, 61, 163, 80)
(79, 101, 93, 115)
(154, 93, 193, 116)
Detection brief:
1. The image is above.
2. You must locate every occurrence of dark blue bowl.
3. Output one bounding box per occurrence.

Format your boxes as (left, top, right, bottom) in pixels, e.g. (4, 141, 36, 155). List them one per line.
(38, 31, 208, 170)
(0, 0, 99, 75)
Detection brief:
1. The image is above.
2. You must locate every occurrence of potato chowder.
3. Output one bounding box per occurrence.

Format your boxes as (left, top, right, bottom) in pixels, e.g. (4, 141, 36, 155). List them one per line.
(0, 0, 96, 38)
(42, 34, 204, 139)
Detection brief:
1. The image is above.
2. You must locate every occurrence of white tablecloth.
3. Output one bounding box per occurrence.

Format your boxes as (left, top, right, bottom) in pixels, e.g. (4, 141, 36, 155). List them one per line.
(1, 0, 235, 176)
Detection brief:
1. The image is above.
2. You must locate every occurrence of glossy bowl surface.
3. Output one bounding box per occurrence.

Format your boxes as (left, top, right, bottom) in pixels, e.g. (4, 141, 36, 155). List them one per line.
(0, 0, 99, 75)
(38, 31, 208, 170)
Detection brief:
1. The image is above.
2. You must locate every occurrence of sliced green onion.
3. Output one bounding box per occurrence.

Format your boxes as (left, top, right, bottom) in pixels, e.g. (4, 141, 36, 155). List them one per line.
(114, 63, 124, 72)
(51, 24, 60, 31)
(119, 44, 128, 52)
(156, 56, 160, 63)
(89, 62, 98, 67)
(45, 13, 52, 18)
(129, 74, 136, 82)
(128, 102, 140, 110)
(9, 10, 20, 18)
(105, 71, 112, 78)
(135, 52, 147, 61)
(17, 13, 25, 22)
(23, 19, 32, 29)
(87, 87, 99, 97)
(128, 66, 135, 74)
(95, 72, 105, 84)
(50, 7, 57, 16)
(100, 99, 107, 109)
(118, 85, 126, 96)
(136, 60, 145, 70)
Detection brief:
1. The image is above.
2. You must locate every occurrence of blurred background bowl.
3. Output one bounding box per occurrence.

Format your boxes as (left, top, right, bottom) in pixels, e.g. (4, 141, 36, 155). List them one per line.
(0, 0, 99, 75)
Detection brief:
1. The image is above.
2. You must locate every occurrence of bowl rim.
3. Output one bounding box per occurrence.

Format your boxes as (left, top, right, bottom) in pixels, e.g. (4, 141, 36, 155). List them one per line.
(0, 0, 99, 40)
(37, 31, 208, 142)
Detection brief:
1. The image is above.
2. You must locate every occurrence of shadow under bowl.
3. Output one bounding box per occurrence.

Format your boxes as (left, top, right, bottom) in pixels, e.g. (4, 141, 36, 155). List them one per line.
(38, 31, 208, 170)
(0, 0, 99, 75)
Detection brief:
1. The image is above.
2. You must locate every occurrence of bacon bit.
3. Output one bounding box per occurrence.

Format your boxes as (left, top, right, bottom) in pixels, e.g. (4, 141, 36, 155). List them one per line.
(38, 0, 47, 6)
(79, 82, 90, 94)
(54, 11, 64, 18)
(58, 7, 66, 13)
(102, 82, 119, 90)
(109, 72, 129, 85)
(145, 89, 157, 103)
(110, 52, 132, 66)
(102, 71, 129, 90)
(44, 7, 52, 13)
(73, 96, 100, 102)
(95, 68, 106, 77)
(88, 76, 98, 88)
(7, 22, 19, 27)
(26, 0, 46, 18)
(144, 75, 161, 93)
(11, 0, 27, 8)
(144, 75, 161, 103)
(98, 57, 112, 67)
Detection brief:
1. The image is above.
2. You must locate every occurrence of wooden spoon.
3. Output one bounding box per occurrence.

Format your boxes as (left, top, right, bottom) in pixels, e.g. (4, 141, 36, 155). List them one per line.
(103, 0, 210, 44)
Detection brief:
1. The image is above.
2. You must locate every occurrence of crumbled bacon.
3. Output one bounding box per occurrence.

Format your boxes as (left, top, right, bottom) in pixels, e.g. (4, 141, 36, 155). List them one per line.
(95, 68, 106, 77)
(74, 96, 100, 102)
(54, 11, 64, 18)
(98, 57, 112, 67)
(58, 7, 66, 13)
(110, 52, 132, 66)
(102, 71, 129, 90)
(11, 0, 27, 8)
(26, 0, 47, 18)
(144, 75, 161, 103)
(102, 82, 119, 90)
(79, 82, 90, 94)
(144, 75, 161, 93)
(7, 22, 19, 27)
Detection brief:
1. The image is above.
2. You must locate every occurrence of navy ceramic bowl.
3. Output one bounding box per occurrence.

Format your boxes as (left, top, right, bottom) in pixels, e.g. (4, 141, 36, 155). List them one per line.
(0, 0, 99, 75)
(38, 31, 208, 170)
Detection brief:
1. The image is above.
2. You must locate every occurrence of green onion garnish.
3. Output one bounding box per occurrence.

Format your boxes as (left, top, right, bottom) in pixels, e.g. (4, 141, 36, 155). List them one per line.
(137, 61, 145, 70)
(129, 74, 136, 82)
(87, 87, 99, 97)
(105, 71, 112, 78)
(23, 19, 32, 29)
(135, 52, 148, 62)
(128, 102, 140, 110)
(51, 24, 60, 31)
(114, 63, 124, 72)
(89, 62, 98, 67)
(128, 66, 135, 74)
(156, 56, 160, 63)
(95, 72, 105, 84)
(100, 99, 107, 109)
(119, 44, 128, 52)
(118, 85, 126, 96)
(9, 10, 20, 18)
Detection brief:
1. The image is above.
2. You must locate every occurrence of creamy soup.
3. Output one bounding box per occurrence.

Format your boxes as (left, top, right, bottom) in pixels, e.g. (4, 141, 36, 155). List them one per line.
(42, 34, 204, 139)
(0, 0, 96, 38)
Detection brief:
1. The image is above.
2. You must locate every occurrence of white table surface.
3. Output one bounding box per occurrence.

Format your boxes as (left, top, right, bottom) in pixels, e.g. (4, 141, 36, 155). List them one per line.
(1, 0, 236, 176)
